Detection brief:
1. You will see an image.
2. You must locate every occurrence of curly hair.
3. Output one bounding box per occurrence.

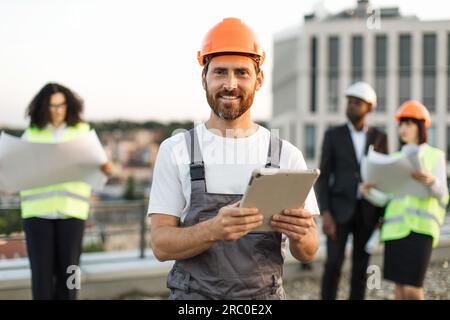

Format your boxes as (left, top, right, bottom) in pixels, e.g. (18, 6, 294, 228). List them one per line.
(26, 82, 84, 129)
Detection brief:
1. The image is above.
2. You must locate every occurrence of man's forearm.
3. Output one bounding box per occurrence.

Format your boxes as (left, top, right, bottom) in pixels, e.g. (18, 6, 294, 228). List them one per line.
(152, 219, 216, 261)
(289, 221, 319, 263)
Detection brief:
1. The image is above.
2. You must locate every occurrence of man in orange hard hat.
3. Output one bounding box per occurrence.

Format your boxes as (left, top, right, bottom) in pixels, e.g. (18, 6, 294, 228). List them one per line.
(148, 18, 320, 300)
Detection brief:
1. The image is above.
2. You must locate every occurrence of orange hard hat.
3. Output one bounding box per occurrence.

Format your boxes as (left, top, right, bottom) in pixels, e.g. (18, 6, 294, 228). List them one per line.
(197, 17, 265, 66)
(394, 100, 431, 128)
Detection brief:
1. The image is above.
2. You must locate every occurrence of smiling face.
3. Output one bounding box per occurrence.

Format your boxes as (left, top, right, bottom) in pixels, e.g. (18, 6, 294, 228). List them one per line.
(202, 55, 263, 121)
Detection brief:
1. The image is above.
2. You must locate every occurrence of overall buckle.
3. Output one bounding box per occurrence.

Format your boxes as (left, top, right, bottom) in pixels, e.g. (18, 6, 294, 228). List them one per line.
(190, 163, 205, 181)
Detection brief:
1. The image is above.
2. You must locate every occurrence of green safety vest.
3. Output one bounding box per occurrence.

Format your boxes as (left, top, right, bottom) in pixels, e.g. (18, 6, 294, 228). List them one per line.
(381, 144, 449, 247)
(20, 122, 92, 220)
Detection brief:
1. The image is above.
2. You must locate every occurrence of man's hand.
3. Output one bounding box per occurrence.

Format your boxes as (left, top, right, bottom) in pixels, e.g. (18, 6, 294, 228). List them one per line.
(208, 201, 263, 241)
(271, 206, 319, 262)
(321, 210, 336, 241)
(270, 207, 314, 242)
(411, 170, 435, 187)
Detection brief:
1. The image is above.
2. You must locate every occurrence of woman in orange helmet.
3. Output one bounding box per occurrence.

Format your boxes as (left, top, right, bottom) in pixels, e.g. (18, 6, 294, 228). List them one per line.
(361, 100, 448, 300)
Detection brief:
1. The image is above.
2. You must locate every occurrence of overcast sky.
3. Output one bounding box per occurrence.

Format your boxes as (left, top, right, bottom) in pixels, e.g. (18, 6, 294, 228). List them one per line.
(0, 0, 448, 128)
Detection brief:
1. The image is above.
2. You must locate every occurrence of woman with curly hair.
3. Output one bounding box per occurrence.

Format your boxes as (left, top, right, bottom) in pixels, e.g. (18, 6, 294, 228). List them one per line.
(21, 82, 112, 300)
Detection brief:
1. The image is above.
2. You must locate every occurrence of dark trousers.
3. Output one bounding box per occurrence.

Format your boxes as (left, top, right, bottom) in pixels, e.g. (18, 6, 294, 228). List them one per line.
(321, 200, 378, 300)
(23, 217, 85, 300)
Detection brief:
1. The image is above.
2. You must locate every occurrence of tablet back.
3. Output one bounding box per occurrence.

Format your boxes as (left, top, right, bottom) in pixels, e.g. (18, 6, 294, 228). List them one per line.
(241, 169, 320, 232)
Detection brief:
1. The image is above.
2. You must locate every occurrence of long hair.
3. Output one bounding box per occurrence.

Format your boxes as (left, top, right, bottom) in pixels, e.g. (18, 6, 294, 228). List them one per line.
(398, 117, 427, 148)
(26, 83, 84, 129)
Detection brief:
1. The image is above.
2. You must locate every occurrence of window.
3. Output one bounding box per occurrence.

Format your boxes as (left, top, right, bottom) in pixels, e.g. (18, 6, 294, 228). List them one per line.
(328, 37, 340, 113)
(375, 35, 387, 112)
(423, 34, 437, 112)
(399, 35, 412, 105)
(352, 35, 364, 82)
(310, 36, 318, 113)
(304, 125, 316, 160)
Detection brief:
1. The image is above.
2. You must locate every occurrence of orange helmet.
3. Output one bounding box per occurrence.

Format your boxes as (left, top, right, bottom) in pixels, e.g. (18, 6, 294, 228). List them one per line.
(394, 100, 431, 128)
(197, 17, 265, 66)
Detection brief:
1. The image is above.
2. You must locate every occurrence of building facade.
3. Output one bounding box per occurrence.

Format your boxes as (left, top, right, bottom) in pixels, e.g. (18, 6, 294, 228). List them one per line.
(271, 0, 450, 169)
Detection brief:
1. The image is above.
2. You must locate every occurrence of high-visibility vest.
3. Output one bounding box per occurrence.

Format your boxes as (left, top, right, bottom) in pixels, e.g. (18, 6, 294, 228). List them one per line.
(20, 122, 92, 220)
(381, 144, 449, 247)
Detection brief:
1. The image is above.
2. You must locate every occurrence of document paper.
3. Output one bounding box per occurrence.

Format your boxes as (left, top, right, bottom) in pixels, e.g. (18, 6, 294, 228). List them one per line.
(361, 145, 429, 198)
(0, 131, 108, 192)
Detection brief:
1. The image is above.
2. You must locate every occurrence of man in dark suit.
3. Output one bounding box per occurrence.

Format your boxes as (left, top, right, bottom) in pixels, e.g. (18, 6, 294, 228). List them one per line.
(317, 82, 388, 300)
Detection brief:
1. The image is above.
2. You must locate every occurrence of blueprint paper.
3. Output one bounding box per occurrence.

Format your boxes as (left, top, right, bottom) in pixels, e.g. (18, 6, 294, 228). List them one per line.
(0, 131, 107, 192)
(361, 146, 429, 198)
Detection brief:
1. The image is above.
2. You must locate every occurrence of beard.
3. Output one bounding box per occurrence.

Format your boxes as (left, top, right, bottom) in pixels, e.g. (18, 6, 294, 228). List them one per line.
(205, 84, 256, 121)
(346, 108, 364, 123)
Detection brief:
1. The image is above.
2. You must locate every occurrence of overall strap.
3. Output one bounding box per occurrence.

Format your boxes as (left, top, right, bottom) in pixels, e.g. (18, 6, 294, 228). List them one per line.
(185, 128, 207, 192)
(265, 133, 283, 168)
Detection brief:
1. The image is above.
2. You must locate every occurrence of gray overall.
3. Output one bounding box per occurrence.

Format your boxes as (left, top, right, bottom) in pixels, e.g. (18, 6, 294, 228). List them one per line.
(167, 128, 286, 300)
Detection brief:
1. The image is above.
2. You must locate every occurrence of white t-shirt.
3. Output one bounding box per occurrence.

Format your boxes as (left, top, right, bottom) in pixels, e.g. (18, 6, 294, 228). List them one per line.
(148, 123, 320, 223)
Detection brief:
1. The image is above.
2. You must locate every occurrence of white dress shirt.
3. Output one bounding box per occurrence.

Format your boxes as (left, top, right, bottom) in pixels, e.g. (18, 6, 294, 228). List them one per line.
(347, 122, 368, 164)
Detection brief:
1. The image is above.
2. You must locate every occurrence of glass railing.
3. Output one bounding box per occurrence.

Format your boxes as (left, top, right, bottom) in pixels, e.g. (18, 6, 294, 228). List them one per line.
(0, 199, 150, 261)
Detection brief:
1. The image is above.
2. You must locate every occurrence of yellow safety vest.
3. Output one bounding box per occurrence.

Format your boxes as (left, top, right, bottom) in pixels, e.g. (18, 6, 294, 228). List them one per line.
(381, 144, 449, 247)
(20, 123, 92, 220)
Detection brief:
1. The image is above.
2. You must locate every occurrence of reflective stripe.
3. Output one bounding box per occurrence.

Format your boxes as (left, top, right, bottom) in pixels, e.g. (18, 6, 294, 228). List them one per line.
(391, 195, 447, 210)
(39, 212, 70, 219)
(384, 208, 442, 226)
(406, 208, 442, 225)
(21, 190, 90, 203)
(383, 216, 404, 224)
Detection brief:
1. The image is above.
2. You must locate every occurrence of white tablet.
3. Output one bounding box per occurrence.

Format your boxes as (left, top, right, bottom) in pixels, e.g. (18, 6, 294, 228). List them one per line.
(241, 168, 320, 232)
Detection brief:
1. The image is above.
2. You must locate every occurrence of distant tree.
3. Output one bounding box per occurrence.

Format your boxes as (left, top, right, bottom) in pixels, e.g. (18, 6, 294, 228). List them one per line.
(82, 242, 105, 253)
(0, 209, 22, 236)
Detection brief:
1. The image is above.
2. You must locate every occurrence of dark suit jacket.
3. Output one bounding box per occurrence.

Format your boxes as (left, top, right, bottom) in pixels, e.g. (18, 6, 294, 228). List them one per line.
(316, 124, 388, 225)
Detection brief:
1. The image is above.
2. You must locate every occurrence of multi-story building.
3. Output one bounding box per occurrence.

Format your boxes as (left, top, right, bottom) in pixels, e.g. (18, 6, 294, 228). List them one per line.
(272, 0, 450, 169)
